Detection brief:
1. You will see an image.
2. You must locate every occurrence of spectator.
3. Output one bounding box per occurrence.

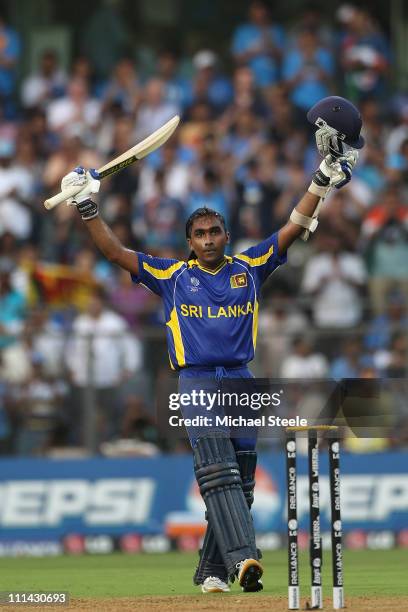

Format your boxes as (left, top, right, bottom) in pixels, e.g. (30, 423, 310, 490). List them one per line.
(156, 48, 189, 110)
(301, 232, 366, 330)
(108, 268, 159, 331)
(97, 113, 138, 204)
(0, 257, 26, 345)
(65, 289, 142, 445)
(70, 56, 96, 93)
(384, 333, 407, 378)
(274, 162, 307, 225)
(186, 168, 228, 223)
(220, 109, 265, 175)
(0, 13, 20, 117)
(42, 130, 101, 197)
(0, 322, 40, 384)
(365, 289, 408, 353)
(362, 184, 408, 312)
(280, 336, 329, 378)
(386, 102, 408, 157)
(187, 50, 233, 114)
(23, 108, 58, 161)
(133, 169, 185, 252)
(355, 143, 386, 198)
(318, 191, 362, 250)
(27, 308, 66, 377)
(338, 5, 390, 101)
(100, 395, 161, 457)
(101, 57, 140, 115)
(120, 395, 159, 447)
(258, 291, 308, 377)
(386, 138, 408, 184)
(232, 157, 281, 243)
(330, 337, 372, 379)
(228, 65, 268, 118)
(267, 85, 302, 153)
(283, 28, 334, 114)
(12, 356, 67, 455)
(288, 2, 334, 49)
(231, 0, 285, 87)
(0, 139, 35, 240)
(46, 77, 101, 137)
(359, 98, 386, 148)
(137, 139, 190, 203)
(178, 101, 215, 158)
(134, 78, 179, 141)
(21, 49, 67, 109)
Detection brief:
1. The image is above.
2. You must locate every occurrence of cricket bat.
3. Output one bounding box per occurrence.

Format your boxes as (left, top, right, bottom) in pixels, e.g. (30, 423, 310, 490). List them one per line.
(44, 115, 180, 210)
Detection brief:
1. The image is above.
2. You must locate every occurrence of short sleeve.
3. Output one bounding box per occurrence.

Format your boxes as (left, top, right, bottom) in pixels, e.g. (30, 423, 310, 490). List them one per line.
(320, 49, 334, 75)
(130, 252, 185, 297)
(282, 51, 300, 80)
(231, 25, 250, 55)
(234, 232, 287, 286)
(5, 30, 20, 61)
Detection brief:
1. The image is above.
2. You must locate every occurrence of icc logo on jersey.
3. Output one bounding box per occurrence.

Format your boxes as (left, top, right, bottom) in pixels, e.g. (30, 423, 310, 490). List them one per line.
(190, 277, 200, 292)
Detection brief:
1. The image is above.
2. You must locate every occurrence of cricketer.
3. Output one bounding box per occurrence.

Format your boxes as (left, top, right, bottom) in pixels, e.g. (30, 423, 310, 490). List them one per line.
(59, 96, 364, 594)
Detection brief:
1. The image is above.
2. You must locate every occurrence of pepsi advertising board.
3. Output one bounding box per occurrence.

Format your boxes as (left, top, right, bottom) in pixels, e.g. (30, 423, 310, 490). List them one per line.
(0, 452, 407, 545)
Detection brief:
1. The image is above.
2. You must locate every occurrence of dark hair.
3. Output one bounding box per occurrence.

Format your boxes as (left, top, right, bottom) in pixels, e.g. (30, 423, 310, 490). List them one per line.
(185, 207, 227, 261)
(185, 207, 227, 239)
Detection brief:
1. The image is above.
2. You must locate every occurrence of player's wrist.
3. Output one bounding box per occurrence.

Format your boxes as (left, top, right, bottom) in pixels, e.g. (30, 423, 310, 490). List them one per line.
(76, 198, 99, 220)
(309, 162, 331, 198)
(308, 180, 330, 198)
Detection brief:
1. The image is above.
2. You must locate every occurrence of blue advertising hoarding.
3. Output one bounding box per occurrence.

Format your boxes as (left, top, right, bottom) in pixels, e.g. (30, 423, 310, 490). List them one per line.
(0, 451, 407, 541)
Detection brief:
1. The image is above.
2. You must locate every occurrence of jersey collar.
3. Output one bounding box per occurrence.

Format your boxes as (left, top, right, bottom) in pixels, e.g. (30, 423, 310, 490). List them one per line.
(187, 256, 233, 275)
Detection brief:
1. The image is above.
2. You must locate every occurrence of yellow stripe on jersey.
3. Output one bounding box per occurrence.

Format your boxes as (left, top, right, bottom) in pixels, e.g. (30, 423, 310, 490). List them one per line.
(143, 260, 185, 279)
(234, 244, 274, 267)
(252, 298, 259, 350)
(166, 307, 186, 367)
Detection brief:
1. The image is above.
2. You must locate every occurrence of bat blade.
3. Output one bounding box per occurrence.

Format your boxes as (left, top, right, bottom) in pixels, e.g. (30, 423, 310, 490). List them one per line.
(44, 115, 180, 210)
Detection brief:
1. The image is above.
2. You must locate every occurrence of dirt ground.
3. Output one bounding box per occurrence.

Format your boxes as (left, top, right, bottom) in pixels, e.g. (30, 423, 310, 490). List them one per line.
(9, 595, 406, 611)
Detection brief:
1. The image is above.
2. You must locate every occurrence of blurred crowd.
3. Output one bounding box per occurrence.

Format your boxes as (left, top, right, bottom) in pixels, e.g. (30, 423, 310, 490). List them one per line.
(0, 2, 407, 456)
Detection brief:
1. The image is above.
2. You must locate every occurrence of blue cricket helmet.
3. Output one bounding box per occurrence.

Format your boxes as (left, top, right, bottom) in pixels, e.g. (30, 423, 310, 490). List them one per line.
(307, 96, 365, 149)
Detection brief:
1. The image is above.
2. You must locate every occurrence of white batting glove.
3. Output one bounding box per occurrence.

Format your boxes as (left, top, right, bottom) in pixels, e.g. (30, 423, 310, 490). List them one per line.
(60, 166, 100, 205)
(326, 150, 359, 188)
(309, 151, 358, 197)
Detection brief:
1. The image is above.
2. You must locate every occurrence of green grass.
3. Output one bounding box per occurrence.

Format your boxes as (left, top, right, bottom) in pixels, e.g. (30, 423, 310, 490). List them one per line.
(0, 550, 407, 599)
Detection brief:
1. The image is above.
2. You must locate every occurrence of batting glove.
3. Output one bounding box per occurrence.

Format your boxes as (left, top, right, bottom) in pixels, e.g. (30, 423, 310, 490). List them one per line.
(309, 151, 358, 198)
(60, 167, 100, 219)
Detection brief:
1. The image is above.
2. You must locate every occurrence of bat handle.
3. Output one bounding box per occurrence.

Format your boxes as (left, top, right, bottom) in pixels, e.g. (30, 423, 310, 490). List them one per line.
(43, 185, 83, 210)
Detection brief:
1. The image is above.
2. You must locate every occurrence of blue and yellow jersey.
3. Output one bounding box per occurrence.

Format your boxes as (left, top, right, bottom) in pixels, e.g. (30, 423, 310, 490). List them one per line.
(131, 232, 287, 370)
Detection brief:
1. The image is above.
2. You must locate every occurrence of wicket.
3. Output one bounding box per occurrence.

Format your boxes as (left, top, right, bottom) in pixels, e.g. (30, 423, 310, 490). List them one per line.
(285, 425, 344, 610)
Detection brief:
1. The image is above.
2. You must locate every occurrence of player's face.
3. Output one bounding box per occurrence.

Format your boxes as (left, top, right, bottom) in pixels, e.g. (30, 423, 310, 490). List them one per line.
(188, 216, 230, 268)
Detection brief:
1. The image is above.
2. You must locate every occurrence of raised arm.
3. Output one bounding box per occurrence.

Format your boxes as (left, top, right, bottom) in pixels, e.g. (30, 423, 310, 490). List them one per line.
(278, 191, 321, 254)
(84, 216, 139, 275)
(277, 152, 358, 255)
(60, 167, 139, 275)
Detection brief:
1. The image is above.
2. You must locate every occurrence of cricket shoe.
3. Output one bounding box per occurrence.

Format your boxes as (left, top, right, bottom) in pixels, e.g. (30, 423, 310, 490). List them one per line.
(243, 578, 263, 592)
(201, 576, 230, 593)
(236, 559, 263, 590)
